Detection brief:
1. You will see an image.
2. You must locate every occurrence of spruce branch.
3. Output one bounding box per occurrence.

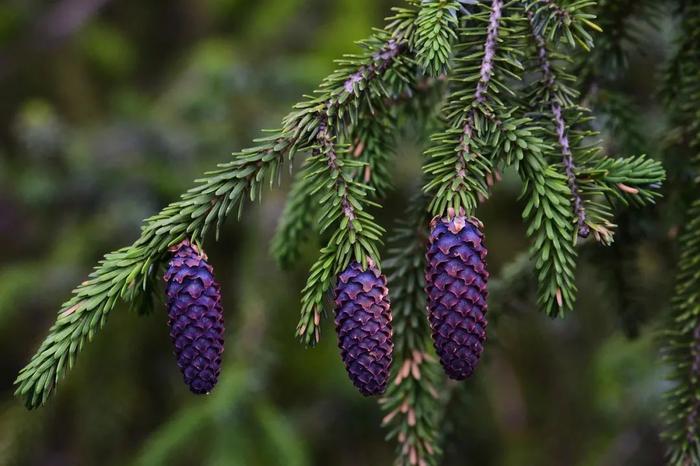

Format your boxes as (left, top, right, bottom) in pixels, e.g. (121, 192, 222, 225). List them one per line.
(662, 4, 700, 463)
(380, 195, 445, 466)
(413, 0, 461, 77)
(269, 117, 394, 272)
(524, 0, 600, 51)
(423, 0, 507, 216)
(14, 136, 291, 408)
(525, 9, 664, 246)
(664, 200, 700, 466)
(294, 112, 388, 346)
(271, 74, 445, 272)
(577, 154, 666, 208)
(518, 149, 579, 317)
(15, 4, 419, 407)
(529, 11, 589, 237)
(294, 17, 421, 345)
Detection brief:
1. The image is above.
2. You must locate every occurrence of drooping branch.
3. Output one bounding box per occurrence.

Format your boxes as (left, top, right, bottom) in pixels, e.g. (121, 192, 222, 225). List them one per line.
(664, 201, 700, 466)
(271, 74, 445, 271)
(529, 11, 590, 238)
(413, 0, 460, 77)
(424, 0, 510, 216)
(524, 0, 599, 51)
(379, 195, 445, 466)
(14, 5, 419, 407)
(474, 0, 503, 104)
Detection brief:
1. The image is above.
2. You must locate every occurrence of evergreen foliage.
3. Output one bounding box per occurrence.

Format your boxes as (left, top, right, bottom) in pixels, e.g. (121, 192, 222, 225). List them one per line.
(413, 0, 460, 77)
(380, 197, 445, 466)
(662, 3, 700, 465)
(15, 0, 698, 464)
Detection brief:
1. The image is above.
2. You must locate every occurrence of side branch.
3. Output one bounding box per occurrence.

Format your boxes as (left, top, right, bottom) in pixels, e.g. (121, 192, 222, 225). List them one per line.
(474, 0, 503, 103)
(664, 200, 700, 465)
(317, 115, 358, 229)
(525, 0, 599, 50)
(15, 6, 416, 407)
(460, 0, 503, 161)
(529, 13, 590, 238)
(424, 0, 516, 216)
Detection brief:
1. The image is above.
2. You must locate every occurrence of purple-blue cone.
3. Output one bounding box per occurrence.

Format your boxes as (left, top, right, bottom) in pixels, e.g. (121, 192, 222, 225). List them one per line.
(425, 215, 488, 380)
(164, 240, 224, 394)
(334, 261, 393, 396)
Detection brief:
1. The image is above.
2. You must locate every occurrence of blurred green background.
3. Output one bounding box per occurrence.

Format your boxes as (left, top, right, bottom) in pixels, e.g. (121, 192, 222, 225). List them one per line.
(0, 1, 677, 465)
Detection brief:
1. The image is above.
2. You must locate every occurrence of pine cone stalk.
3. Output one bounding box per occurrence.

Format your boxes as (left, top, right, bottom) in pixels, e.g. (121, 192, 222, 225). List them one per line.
(425, 210, 489, 380)
(164, 240, 225, 394)
(334, 260, 394, 396)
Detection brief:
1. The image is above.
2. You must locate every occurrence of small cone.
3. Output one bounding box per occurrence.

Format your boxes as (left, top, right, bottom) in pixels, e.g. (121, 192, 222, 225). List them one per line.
(164, 240, 224, 394)
(334, 261, 393, 396)
(425, 213, 488, 380)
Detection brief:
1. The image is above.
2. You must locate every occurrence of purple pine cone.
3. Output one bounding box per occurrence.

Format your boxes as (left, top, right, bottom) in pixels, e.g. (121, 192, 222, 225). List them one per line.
(425, 214, 488, 380)
(334, 261, 393, 396)
(164, 240, 224, 394)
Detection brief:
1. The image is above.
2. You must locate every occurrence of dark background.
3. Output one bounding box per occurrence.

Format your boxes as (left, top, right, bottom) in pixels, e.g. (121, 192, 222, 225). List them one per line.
(0, 1, 676, 465)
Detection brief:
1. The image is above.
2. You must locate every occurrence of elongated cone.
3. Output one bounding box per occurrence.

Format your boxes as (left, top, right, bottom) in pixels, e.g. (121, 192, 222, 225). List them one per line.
(164, 240, 224, 394)
(425, 212, 488, 380)
(334, 260, 393, 396)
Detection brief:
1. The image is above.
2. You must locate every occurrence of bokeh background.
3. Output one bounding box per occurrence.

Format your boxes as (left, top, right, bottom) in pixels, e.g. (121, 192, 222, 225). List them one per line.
(0, 1, 679, 465)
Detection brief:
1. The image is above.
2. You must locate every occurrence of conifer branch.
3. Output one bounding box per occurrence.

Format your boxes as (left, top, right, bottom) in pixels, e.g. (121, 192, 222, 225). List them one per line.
(294, 7, 425, 346)
(524, 0, 600, 51)
(518, 148, 578, 316)
(413, 0, 461, 77)
(664, 200, 700, 466)
(380, 195, 445, 466)
(662, 3, 700, 463)
(295, 112, 387, 346)
(576, 154, 666, 207)
(15, 4, 420, 406)
(271, 92, 405, 270)
(271, 75, 444, 272)
(529, 11, 589, 237)
(423, 0, 509, 216)
(474, 0, 503, 104)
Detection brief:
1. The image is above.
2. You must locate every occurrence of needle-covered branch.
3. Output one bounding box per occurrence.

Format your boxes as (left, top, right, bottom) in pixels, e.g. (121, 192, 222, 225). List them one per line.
(295, 115, 387, 346)
(524, 0, 600, 51)
(518, 149, 578, 316)
(664, 201, 700, 466)
(424, 0, 536, 216)
(380, 197, 445, 466)
(528, 11, 589, 237)
(413, 0, 461, 77)
(662, 4, 700, 464)
(526, 7, 664, 246)
(15, 3, 419, 407)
